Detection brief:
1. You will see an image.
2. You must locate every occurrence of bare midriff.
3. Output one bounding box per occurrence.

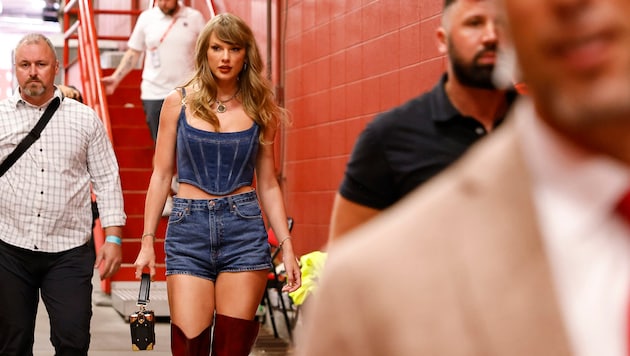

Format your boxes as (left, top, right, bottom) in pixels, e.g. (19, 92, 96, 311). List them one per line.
(177, 183, 255, 200)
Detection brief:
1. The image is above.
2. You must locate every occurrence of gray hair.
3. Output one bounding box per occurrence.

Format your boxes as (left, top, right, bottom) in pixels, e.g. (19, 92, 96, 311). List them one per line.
(14, 33, 57, 62)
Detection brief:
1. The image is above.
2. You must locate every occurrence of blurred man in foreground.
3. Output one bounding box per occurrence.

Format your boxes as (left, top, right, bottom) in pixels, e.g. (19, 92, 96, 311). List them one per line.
(298, 0, 630, 354)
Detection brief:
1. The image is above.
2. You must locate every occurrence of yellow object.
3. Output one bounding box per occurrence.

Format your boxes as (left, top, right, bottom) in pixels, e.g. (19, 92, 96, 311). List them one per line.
(289, 251, 327, 305)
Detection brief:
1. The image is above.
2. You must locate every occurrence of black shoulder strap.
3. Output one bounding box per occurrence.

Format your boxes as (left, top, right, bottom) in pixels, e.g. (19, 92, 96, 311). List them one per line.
(137, 273, 151, 306)
(0, 97, 61, 177)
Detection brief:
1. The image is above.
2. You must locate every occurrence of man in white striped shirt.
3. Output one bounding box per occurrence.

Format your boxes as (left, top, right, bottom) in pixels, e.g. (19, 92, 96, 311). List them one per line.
(0, 33, 126, 356)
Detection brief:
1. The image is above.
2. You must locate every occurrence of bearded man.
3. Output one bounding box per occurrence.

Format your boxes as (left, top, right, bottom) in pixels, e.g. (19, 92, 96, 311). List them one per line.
(328, 0, 519, 244)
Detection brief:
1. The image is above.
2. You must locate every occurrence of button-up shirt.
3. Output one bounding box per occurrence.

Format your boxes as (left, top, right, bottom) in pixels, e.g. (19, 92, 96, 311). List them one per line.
(0, 88, 126, 252)
(517, 97, 630, 356)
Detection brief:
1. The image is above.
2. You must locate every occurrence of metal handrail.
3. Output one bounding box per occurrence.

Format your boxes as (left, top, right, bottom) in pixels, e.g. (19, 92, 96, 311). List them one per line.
(61, 1, 217, 123)
(60, 0, 216, 293)
(206, 0, 216, 17)
(61, 0, 111, 140)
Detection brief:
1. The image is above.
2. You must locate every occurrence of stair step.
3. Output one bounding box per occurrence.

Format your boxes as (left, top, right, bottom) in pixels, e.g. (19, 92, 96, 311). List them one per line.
(113, 127, 153, 148)
(111, 280, 170, 317)
(109, 106, 146, 128)
(123, 191, 152, 215)
(104, 68, 143, 107)
(104, 68, 161, 285)
(107, 87, 142, 106)
(120, 169, 153, 191)
(115, 146, 155, 169)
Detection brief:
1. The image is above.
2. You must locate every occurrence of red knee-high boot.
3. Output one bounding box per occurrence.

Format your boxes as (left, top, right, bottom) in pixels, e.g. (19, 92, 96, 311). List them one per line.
(211, 314, 260, 356)
(171, 323, 211, 356)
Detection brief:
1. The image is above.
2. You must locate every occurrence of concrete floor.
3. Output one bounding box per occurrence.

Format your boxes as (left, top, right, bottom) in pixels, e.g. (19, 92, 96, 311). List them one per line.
(33, 287, 172, 355)
(32, 271, 292, 355)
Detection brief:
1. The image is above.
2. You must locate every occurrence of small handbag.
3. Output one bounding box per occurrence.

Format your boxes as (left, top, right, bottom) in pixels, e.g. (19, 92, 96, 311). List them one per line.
(129, 273, 155, 351)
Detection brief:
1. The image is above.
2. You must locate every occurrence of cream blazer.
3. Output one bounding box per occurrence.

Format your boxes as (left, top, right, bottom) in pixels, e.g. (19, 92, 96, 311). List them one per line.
(296, 120, 573, 355)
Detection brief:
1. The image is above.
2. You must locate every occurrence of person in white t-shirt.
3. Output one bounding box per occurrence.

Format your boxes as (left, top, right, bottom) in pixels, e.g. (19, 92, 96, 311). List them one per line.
(102, 0, 205, 215)
(103, 0, 205, 142)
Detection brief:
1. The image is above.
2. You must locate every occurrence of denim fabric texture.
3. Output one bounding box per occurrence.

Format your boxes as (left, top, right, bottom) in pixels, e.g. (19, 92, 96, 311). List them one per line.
(176, 106, 260, 195)
(164, 191, 272, 281)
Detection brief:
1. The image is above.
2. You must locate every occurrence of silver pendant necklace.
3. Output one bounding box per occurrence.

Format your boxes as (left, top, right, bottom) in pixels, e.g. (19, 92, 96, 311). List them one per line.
(215, 89, 239, 113)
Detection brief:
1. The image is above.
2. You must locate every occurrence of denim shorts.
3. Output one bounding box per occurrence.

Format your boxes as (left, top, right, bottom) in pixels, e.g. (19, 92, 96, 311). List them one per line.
(164, 190, 272, 281)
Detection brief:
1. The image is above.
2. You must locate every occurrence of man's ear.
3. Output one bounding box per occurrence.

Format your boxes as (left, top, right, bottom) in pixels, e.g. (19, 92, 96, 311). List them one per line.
(436, 27, 448, 55)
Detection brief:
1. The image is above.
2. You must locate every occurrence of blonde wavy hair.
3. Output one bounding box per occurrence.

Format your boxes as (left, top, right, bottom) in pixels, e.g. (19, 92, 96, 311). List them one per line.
(182, 13, 286, 143)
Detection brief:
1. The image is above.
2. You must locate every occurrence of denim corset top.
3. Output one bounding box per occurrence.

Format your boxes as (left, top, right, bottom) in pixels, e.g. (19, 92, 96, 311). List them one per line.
(176, 105, 260, 195)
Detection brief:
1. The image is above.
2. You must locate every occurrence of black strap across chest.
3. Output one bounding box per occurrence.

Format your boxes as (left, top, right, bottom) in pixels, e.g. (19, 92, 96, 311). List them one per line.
(0, 97, 61, 177)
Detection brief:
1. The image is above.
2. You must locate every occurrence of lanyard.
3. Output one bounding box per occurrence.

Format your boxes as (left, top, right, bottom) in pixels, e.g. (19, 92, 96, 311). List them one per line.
(149, 17, 178, 51)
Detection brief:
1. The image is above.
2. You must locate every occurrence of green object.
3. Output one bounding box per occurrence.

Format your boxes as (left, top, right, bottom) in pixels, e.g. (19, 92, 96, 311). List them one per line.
(289, 251, 327, 306)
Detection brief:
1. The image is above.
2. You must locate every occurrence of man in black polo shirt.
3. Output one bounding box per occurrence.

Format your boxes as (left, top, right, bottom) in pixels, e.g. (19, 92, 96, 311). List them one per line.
(328, 0, 518, 243)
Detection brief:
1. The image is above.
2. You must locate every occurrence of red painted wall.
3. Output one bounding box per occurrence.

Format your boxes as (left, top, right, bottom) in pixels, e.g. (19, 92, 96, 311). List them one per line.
(209, 0, 447, 255)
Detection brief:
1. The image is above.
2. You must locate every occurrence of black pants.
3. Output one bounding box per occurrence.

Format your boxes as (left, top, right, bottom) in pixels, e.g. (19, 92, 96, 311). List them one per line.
(0, 239, 95, 356)
(142, 99, 165, 143)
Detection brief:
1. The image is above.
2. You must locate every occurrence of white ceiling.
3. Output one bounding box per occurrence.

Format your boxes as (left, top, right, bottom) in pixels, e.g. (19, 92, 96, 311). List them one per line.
(0, 0, 60, 34)
(0, 0, 63, 100)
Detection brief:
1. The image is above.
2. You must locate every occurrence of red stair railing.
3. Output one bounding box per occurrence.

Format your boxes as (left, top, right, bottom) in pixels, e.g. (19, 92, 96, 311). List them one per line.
(59, 0, 216, 294)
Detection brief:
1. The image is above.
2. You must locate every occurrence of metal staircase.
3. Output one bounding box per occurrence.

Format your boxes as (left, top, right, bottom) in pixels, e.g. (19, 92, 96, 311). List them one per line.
(59, 0, 215, 318)
(102, 67, 170, 317)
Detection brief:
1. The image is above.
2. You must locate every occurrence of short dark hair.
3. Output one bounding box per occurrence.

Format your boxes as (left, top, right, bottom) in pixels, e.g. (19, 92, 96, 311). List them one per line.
(444, 0, 457, 9)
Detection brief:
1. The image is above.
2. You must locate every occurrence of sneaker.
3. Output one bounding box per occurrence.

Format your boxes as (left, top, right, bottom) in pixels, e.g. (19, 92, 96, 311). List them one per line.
(162, 196, 173, 217)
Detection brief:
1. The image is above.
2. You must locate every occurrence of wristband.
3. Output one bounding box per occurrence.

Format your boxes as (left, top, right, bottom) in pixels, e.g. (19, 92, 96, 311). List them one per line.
(105, 235, 122, 245)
